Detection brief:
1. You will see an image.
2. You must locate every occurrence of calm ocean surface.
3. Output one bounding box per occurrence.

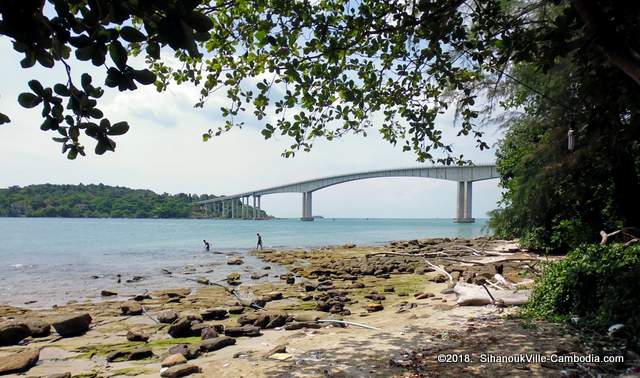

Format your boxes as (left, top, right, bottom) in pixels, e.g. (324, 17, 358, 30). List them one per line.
(0, 217, 489, 307)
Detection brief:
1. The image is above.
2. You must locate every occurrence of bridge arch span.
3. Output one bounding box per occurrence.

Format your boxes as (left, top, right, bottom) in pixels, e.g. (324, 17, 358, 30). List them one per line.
(195, 164, 498, 222)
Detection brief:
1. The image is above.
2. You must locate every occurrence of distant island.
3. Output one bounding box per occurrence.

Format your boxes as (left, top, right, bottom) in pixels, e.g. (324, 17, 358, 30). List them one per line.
(0, 184, 268, 219)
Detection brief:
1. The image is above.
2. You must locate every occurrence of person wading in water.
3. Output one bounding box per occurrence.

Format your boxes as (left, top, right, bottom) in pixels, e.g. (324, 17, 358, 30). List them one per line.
(203, 240, 210, 252)
(256, 233, 263, 250)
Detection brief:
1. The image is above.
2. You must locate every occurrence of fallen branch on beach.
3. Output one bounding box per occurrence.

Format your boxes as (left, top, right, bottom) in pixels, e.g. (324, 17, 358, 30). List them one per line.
(316, 319, 382, 331)
(454, 283, 530, 306)
(173, 274, 265, 309)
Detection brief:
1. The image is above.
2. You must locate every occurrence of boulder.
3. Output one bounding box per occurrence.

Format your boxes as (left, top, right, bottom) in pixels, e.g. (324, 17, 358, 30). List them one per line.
(0, 349, 39, 375)
(128, 346, 153, 360)
(283, 321, 321, 330)
(237, 313, 260, 326)
(0, 321, 30, 346)
(126, 330, 150, 342)
(161, 353, 187, 368)
(224, 325, 261, 337)
(160, 364, 202, 378)
(121, 301, 143, 316)
(227, 258, 244, 265)
(101, 290, 117, 297)
(167, 344, 200, 360)
(265, 314, 288, 329)
(51, 313, 92, 337)
(106, 350, 129, 362)
(264, 292, 283, 301)
(24, 320, 51, 338)
(168, 317, 193, 338)
(200, 327, 218, 340)
(366, 303, 384, 312)
(227, 306, 244, 315)
(157, 310, 179, 324)
(47, 373, 71, 378)
(200, 308, 227, 321)
(200, 336, 236, 352)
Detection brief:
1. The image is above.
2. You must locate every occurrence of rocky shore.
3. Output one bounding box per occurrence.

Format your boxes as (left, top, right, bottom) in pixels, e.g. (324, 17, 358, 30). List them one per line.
(0, 237, 636, 377)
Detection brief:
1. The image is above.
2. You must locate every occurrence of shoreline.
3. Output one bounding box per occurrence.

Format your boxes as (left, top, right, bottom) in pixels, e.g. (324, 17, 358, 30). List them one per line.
(1, 236, 623, 377)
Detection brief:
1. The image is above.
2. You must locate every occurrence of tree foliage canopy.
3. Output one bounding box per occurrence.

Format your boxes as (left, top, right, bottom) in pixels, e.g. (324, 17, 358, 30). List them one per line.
(3, 0, 639, 162)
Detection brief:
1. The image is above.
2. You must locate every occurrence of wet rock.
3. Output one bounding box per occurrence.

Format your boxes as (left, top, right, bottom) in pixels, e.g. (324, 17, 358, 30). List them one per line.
(168, 317, 193, 338)
(196, 277, 210, 285)
(224, 325, 261, 337)
(226, 273, 241, 285)
(0, 321, 30, 346)
(200, 308, 228, 321)
(265, 314, 288, 329)
(200, 336, 237, 352)
(264, 292, 283, 301)
(133, 293, 152, 301)
(157, 310, 179, 324)
(415, 292, 435, 300)
(265, 344, 287, 357)
(366, 303, 384, 312)
(106, 350, 129, 362)
(101, 290, 117, 297)
(126, 330, 150, 342)
(160, 364, 202, 378)
(167, 344, 200, 360)
(364, 294, 386, 301)
(47, 373, 71, 378)
(430, 274, 448, 283)
(200, 327, 218, 340)
(350, 282, 365, 289)
(383, 286, 395, 293)
(228, 306, 244, 315)
(121, 301, 143, 316)
(51, 313, 92, 337)
(129, 346, 153, 360)
(237, 313, 260, 326)
(0, 348, 39, 374)
(250, 273, 268, 279)
(284, 321, 321, 330)
(161, 353, 187, 368)
(315, 301, 331, 312)
(301, 294, 313, 301)
(286, 277, 295, 284)
(24, 320, 50, 338)
(304, 283, 317, 292)
(227, 258, 244, 265)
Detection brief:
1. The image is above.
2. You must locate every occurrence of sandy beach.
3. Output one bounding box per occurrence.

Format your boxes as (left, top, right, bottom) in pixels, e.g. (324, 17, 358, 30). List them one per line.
(0, 237, 630, 377)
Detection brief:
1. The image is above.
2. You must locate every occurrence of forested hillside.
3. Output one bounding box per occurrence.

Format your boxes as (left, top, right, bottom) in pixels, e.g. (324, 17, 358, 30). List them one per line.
(0, 184, 265, 219)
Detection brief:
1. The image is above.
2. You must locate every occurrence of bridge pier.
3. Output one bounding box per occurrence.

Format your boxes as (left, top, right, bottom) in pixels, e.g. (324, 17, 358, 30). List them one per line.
(454, 181, 474, 223)
(256, 195, 262, 219)
(301, 192, 313, 221)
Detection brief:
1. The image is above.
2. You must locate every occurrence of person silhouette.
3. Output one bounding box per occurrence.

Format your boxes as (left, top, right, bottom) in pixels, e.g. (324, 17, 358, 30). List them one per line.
(203, 240, 210, 252)
(256, 233, 263, 250)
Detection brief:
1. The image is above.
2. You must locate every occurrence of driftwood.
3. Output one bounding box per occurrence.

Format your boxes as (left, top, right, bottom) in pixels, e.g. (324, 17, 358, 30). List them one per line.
(600, 228, 640, 245)
(453, 283, 530, 306)
(316, 319, 381, 331)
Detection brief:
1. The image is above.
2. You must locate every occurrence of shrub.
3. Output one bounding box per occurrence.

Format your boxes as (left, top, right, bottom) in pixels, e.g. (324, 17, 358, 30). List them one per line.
(523, 243, 640, 350)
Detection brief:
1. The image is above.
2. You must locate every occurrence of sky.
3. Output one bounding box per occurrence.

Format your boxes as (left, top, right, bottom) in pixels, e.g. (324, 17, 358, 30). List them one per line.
(0, 39, 504, 219)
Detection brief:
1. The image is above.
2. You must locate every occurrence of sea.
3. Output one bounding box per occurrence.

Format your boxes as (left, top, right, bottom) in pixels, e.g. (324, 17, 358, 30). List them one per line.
(0, 217, 489, 308)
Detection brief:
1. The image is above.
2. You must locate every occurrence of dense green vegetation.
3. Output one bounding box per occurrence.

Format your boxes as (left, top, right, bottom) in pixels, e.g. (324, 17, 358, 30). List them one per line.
(523, 244, 640, 350)
(0, 184, 266, 219)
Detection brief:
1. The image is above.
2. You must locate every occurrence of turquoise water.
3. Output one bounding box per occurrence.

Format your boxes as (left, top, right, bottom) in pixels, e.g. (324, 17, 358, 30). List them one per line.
(0, 217, 489, 307)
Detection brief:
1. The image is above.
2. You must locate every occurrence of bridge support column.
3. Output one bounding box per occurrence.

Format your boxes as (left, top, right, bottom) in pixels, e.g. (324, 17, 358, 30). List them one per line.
(256, 196, 261, 220)
(301, 192, 314, 221)
(454, 181, 474, 223)
(252, 196, 257, 219)
(231, 199, 235, 219)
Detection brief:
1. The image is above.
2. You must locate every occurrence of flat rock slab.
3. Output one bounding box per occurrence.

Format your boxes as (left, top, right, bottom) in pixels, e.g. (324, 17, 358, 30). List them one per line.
(161, 363, 201, 378)
(0, 321, 30, 346)
(0, 348, 39, 375)
(51, 313, 92, 337)
(199, 336, 236, 352)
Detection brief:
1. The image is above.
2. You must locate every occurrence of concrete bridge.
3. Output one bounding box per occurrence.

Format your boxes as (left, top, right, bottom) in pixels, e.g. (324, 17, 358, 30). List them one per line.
(195, 164, 498, 222)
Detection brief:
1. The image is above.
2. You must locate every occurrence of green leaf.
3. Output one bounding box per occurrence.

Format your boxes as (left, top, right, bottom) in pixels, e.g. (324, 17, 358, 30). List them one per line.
(109, 41, 128, 70)
(202, 133, 210, 142)
(146, 42, 160, 59)
(54, 84, 70, 96)
(120, 26, 146, 43)
(0, 112, 10, 125)
(28, 80, 44, 95)
(18, 93, 42, 108)
(255, 30, 267, 42)
(132, 69, 156, 85)
(108, 121, 129, 136)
